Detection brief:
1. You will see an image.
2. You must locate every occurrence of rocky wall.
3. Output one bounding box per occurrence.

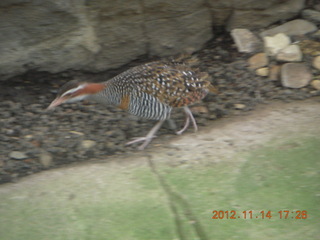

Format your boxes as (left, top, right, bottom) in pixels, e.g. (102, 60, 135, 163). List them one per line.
(0, 0, 305, 80)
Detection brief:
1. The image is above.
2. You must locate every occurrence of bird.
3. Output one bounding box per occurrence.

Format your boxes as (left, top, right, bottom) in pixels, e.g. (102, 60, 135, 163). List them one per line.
(47, 55, 218, 150)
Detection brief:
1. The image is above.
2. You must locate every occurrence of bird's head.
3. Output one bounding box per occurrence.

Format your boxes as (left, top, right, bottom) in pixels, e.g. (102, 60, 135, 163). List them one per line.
(47, 80, 105, 110)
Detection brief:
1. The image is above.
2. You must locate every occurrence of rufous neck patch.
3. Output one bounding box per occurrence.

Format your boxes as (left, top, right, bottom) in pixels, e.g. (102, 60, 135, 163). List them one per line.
(79, 83, 105, 95)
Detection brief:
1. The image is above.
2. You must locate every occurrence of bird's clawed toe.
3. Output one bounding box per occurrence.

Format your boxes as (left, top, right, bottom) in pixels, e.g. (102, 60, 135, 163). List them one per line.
(126, 136, 157, 150)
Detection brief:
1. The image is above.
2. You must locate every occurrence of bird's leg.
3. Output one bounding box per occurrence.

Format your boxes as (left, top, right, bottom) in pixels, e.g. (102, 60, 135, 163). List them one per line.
(176, 114, 190, 135)
(166, 119, 177, 131)
(186, 106, 198, 132)
(126, 120, 165, 150)
(176, 106, 198, 135)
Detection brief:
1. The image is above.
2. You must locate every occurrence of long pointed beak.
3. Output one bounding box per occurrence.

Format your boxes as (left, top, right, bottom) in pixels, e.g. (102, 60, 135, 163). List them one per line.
(46, 97, 65, 110)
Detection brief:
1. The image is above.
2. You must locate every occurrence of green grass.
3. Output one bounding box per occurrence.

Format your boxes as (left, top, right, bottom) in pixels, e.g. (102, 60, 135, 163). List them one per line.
(0, 137, 319, 240)
(153, 137, 320, 239)
(0, 165, 177, 240)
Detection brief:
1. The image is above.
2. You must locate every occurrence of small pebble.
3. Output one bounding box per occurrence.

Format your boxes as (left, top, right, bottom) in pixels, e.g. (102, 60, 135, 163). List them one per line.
(9, 151, 28, 160)
(311, 80, 320, 90)
(256, 67, 269, 77)
(248, 53, 269, 70)
(234, 104, 246, 110)
(313, 56, 320, 70)
(81, 140, 96, 150)
(190, 106, 209, 114)
(39, 151, 53, 167)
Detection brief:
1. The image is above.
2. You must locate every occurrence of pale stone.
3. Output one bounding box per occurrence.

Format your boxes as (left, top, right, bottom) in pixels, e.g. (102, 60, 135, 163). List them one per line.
(248, 53, 268, 70)
(313, 56, 320, 70)
(39, 151, 53, 168)
(281, 63, 312, 88)
(264, 33, 291, 56)
(231, 29, 262, 53)
(234, 103, 246, 110)
(276, 45, 302, 62)
(190, 106, 209, 114)
(9, 151, 27, 160)
(81, 140, 96, 150)
(256, 67, 269, 77)
(261, 19, 317, 37)
(311, 80, 320, 90)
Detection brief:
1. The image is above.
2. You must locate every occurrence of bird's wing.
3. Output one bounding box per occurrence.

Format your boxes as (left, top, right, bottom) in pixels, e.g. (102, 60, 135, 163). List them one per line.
(130, 62, 213, 107)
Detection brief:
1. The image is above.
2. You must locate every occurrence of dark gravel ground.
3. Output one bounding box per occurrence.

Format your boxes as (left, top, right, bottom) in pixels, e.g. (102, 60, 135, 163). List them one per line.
(1, 29, 319, 183)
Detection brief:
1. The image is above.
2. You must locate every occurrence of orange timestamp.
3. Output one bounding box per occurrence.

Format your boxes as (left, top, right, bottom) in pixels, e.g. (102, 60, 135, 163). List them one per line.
(211, 210, 308, 219)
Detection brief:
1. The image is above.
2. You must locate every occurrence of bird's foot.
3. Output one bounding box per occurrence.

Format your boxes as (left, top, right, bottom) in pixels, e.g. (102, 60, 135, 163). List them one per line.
(126, 136, 157, 150)
(176, 115, 190, 135)
(175, 129, 184, 135)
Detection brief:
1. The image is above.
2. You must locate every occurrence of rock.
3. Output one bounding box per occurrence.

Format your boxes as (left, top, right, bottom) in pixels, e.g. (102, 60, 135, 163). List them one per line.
(234, 103, 246, 110)
(256, 67, 269, 77)
(261, 19, 317, 37)
(302, 9, 320, 24)
(269, 65, 281, 81)
(0, 0, 212, 80)
(276, 45, 302, 62)
(39, 151, 53, 168)
(230, 29, 262, 53)
(281, 63, 312, 88)
(145, 8, 212, 56)
(313, 56, 320, 70)
(264, 33, 291, 56)
(9, 151, 27, 160)
(81, 140, 96, 150)
(227, 0, 305, 30)
(0, 0, 311, 80)
(190, 106, 209, 114)
(0, 1, 97, 79)
(311, 80, 320, 90)
(248, 53, 269, 70)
